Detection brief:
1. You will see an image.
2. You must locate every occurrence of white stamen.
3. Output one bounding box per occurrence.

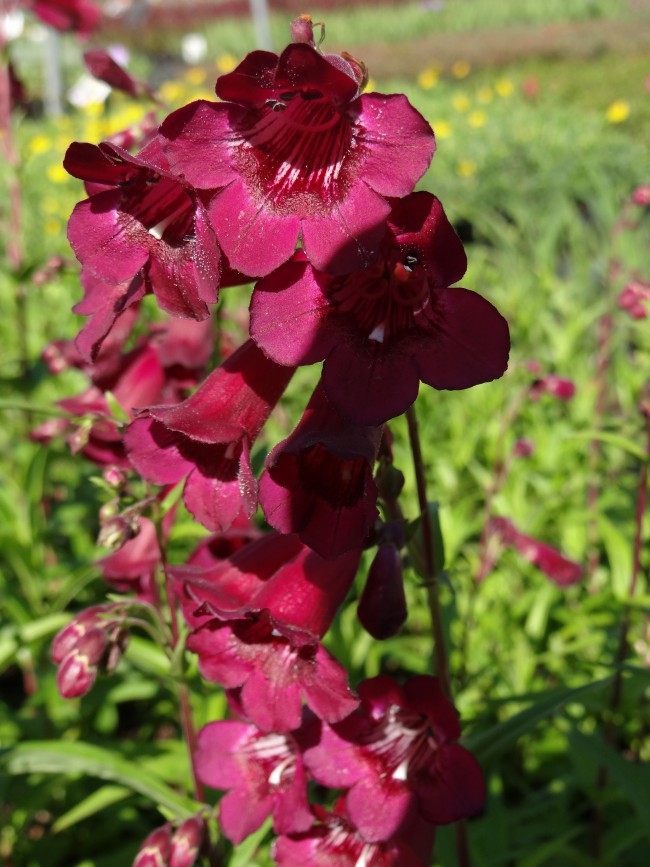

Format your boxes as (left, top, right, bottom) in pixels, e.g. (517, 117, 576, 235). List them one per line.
(392, 757, 410, 781)
(148, 213, 175, 240)
(368, 323, 385, 343)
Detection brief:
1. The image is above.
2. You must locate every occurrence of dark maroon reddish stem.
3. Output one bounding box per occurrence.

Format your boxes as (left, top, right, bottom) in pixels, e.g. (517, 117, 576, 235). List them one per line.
(155, 517, 204, 803)
(405, 405, 471, 867)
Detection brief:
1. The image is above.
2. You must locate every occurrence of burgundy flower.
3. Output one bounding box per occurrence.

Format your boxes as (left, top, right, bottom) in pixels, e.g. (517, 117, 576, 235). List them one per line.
(259, 382, 381, 558)
(161, 42, 434, 277)
(273, 800, 435, 867)
(186, 545, 361, 731)
(125, 340, 295, 531)
(251, 192, 510, 425)
(488, 517, 583, 587)
(30, 0, 100, 36)
(65, 136, 221, 359)
(97, 517, 164, 604)
(83, 49, 153, 100)
(196, 719, 312, 843)
(303, 674, 485, 841)
(171, 531, 304, 630)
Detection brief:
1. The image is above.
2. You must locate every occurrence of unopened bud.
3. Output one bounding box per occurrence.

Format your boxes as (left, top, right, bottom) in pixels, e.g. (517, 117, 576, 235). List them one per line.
(170, 815, 206, 867)
(632, 184, 650, 206)
(133, 825, 173, 867)
(513, 438, 535, 458)
(290, 14, 316, 45)
(358, 544, 407, 639)
(57, 649, 99, 699)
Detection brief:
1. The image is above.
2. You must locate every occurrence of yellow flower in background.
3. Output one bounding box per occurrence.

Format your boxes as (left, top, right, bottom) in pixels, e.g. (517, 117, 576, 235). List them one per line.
(45, 219, 61, 235)
(364, 77, 376, 92)
(216, 53, 237, 74)
(433, 120, 451, 139)
(606, 100, 630, 123)
(452, 94, 470, 112)
(457, 159, 477, 178)
(468, 110, 487, 128)
(82, 102, 104, 117)
(47, 164, 68, 184)
(495, 78, 514, 97)
(185, 66, 207, 86)
(452, 60, 471, 79)
(28, 135, 51, 155)
(159, 81, 185, 103)
(477, 86, 493, 104)
(417, 68, 439, 90)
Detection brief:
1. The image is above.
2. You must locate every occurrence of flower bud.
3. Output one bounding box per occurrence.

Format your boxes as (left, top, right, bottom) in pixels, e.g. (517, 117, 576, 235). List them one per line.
(290, 14, 316, 45)
(632, 184, 650, 206)
(358, 543, 407, 639)
(57, 648, 99, 699)
(170, 815, 206, 867)
(51, 606, 107, 663)
(133, 825, 173, 867)
(513, 438, 535, 458)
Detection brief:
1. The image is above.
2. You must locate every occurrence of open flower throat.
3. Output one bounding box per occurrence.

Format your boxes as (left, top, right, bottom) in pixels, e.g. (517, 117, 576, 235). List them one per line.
(236, 90, 358, 211)
(327, 248, 429, 343)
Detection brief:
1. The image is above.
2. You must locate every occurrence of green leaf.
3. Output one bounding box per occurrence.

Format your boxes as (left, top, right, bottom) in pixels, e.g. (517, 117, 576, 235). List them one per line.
(569, 729, 650, 828)
(52, 784, 131, 833)
(228, 816, 272, 867)
(408, 501, 446, 580)
(2, 741, 198, 818)
(567, 430, 647, 461)
(465, 676, 612, 763)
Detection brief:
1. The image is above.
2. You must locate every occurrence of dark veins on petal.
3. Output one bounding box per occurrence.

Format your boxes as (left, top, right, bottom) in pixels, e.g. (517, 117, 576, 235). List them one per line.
(233, 93, 361, 215)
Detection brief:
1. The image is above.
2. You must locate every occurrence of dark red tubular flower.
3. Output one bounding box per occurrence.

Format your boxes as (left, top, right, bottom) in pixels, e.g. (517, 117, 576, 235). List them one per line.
(259, 382, 381, 558)
(65, 136, 221, 360)
(185, 545, 361, 732)
(273, 799, 436, 867)
(250, 191, 510, 425)
(125, 340, 295, 532)
(195, 719, 312, 843)
(31, 0, 101, 36)
(171, 531, 304, 630)
(160, 41, 434, 277)
(488, 517, 583, 587)
(303, 675, 485, 842)
(618, 279, 650, 319)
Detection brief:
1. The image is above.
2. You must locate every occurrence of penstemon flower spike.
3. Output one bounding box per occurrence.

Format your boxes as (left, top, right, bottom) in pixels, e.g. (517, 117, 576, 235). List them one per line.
(46, 15, 514, 866)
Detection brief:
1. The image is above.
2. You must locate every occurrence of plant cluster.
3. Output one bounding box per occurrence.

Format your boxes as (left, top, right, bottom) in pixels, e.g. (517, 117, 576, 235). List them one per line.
(29, 12, 515, 865)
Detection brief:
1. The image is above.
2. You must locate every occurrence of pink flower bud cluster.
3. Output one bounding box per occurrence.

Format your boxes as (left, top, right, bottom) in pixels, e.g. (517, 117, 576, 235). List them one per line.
(51, 605, 128, 698)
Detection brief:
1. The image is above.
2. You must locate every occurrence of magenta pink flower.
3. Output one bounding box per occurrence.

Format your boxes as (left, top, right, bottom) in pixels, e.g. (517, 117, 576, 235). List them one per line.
(185, 545, 361, 731)
(132, 825, 172, 867)
(125, 340, 295, 532)
(529, 373, 576, 401)
(30, 0, 100, 36)
(160, 42, 434, 277)
(169, 816, 205, 867)
(618, 279, 650, 320)
(303, 674, 485, 841)
(273, 799, 436, 867)
(196, 720, 312, 843)
(259, 383, 381, 558)
(251, 192, 510, 425)
(488, 517, 583, 587)
(65, 137, 221, 359)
